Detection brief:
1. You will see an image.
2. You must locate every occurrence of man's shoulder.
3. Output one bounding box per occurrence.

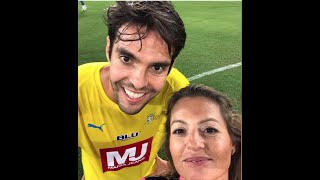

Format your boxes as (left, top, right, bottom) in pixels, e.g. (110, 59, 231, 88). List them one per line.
(78, 62, 109, 76)
(78, 62, 109, 85)
(165, 67, 189, 91)
(78, 62, 109, 71)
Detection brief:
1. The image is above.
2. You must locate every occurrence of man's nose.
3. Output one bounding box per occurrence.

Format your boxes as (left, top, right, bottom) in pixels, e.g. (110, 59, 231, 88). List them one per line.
(130, 67, 148, 89)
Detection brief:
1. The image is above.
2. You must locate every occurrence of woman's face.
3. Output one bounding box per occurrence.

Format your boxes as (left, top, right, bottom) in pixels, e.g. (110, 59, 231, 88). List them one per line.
(169, 96, 235, 180)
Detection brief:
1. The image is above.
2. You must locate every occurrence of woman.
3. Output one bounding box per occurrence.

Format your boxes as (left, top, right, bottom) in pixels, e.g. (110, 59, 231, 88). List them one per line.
(144, 84, 241, 180)
(164, 84, 241, 180)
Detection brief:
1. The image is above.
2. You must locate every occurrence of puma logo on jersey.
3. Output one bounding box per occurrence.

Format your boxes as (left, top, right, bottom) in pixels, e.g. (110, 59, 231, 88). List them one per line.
(88, 123, 105, 132)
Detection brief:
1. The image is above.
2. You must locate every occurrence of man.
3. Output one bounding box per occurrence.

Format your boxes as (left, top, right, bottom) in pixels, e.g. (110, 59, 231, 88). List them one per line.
(78, 1, 189, 179)
(80, 1, 87, 11)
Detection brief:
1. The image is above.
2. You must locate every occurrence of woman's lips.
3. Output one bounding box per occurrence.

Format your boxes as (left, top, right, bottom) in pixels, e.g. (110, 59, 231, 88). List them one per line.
(183, 157, 212, 163)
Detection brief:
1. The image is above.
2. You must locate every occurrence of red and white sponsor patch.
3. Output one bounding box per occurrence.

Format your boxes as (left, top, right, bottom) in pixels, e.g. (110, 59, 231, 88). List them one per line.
(100, 137, 153, 172)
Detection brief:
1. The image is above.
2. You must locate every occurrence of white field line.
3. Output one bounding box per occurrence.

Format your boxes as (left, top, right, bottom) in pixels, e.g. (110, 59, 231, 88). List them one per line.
(187, 62, 241, 82)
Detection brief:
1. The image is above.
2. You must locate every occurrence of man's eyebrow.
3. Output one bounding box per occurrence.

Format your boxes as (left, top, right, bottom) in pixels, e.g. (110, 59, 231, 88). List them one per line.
(115, 48, 136, 59)
(152, 61, 171, 68)
(149, 57, 171, 67)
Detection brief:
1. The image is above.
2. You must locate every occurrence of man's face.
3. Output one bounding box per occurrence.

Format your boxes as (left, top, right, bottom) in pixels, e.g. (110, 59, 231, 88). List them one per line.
(107, 25, 171, 115)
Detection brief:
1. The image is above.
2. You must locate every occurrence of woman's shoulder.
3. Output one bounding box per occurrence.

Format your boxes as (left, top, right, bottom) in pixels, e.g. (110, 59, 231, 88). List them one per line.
(145, 176, 179, 180)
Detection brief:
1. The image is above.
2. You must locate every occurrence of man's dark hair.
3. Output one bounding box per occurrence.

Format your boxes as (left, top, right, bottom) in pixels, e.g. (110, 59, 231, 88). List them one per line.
(104, 1, 186, 73)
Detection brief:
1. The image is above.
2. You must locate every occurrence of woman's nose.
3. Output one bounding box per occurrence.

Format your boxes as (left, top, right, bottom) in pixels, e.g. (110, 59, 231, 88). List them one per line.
(186, 131, 205, 151)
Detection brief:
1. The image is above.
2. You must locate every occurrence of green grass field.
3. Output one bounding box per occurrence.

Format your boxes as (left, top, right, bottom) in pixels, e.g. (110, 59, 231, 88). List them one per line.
(78, 1, 241, 179)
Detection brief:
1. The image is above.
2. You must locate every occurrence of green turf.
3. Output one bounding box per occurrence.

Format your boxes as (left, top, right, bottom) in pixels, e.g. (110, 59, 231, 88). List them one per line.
(78, 1, 241, 179)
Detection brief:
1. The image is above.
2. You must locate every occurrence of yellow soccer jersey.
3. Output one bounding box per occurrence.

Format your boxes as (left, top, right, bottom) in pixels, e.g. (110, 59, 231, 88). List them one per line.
(78, 62, 189, 180)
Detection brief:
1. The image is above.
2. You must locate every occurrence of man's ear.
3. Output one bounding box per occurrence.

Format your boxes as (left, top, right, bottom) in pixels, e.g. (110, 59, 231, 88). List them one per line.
(106, 36, 111, 62)
(172, 58, 177, 66)
(168, 58, 176, 74)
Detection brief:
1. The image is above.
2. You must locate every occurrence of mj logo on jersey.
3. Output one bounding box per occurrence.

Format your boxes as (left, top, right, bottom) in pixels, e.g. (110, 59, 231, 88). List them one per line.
(100, 137, 153, 172)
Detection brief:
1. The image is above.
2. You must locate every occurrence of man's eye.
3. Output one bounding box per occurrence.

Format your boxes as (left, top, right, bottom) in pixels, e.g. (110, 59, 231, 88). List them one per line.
(120, 56, 131, 63)
(153, 65, 162, 71)
(150, 65, 165, 75)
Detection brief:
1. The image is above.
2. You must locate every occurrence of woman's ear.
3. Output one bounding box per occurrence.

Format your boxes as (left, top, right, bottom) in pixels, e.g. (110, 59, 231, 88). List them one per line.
(232, 146, 236, 155)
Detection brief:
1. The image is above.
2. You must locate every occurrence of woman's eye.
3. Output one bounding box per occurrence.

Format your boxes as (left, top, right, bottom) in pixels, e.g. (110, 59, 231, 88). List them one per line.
(204, 127, 218, 134)
(172, 128, 185, 135)
(120, 56, 131, 63)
